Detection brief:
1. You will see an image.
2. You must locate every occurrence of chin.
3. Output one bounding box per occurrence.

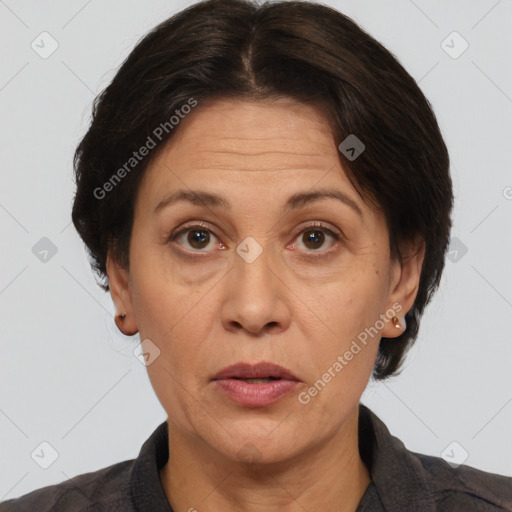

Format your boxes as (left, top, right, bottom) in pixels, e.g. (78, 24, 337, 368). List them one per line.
(232, 441, 297, 466)
(208, 427, 304, 467)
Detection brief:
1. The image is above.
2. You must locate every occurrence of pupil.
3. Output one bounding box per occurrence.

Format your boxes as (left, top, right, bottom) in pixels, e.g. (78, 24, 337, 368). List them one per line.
(305, 230, 324, 249)
(189, 230, 209, 249)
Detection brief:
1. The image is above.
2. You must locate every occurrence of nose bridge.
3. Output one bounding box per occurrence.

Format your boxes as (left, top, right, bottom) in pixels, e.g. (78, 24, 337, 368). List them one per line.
(229, 187, 295, 290)
(234, 234, 276, 291)
(221, 233, 290, 334)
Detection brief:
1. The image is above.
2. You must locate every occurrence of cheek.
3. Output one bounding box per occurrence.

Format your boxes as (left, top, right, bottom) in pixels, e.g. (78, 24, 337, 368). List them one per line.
(297, 291, 381, 420)
(309, 269, 387, 336)
(130, 251, 221, 382)
(297, 270, 389, 394)
(135, 292, 217, 429)
(133, 277, 214, 369)
(129, 240, 203, 328)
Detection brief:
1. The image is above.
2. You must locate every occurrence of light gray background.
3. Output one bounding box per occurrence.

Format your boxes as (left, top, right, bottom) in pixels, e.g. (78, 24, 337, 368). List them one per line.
(1, 0, 511, 500)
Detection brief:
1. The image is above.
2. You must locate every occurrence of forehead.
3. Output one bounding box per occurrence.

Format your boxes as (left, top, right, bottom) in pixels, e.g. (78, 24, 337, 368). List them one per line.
(136, 98, 365, 215)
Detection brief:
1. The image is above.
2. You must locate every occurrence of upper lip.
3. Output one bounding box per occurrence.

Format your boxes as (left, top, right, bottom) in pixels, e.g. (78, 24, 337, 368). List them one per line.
(212, 361, 300, 381)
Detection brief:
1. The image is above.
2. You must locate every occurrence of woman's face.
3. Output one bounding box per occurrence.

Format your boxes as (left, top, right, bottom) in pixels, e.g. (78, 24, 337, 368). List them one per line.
(107, 97, 423, 464)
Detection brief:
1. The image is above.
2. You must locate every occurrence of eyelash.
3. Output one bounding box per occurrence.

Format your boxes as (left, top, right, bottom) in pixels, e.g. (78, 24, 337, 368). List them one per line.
(168, 221, 341, 258)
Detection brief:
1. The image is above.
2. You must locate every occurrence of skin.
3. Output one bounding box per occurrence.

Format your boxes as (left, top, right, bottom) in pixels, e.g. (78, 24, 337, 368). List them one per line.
(106, 97, 425, 512)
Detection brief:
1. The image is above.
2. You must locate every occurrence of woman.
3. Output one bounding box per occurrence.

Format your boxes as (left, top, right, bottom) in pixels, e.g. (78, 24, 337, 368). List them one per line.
(1, 0, 511, 510)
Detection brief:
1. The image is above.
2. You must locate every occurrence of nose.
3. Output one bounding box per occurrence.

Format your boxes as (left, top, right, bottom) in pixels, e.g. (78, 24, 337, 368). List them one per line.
(220, 241, 291, 336)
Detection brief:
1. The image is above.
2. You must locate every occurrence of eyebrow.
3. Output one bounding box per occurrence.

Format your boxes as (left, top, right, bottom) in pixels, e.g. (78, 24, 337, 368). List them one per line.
(154, 188, 363, 217)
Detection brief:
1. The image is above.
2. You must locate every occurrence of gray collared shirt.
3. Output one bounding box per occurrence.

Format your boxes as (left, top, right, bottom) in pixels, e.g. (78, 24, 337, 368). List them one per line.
(1, 404, 511, 511)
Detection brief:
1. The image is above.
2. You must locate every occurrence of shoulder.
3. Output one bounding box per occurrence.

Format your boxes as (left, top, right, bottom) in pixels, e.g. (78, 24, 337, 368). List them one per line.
(414, 451, 512, 511)
(0, 459, 134, 512)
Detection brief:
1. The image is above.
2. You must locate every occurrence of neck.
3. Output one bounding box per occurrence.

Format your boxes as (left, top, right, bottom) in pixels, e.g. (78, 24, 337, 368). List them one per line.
(160, 405, 371, 512)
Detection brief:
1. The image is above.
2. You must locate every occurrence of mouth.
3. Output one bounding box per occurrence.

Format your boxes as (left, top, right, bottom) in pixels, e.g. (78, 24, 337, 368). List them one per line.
(212, 361, 300, 382)
(230, 377, 281, 383)
(211, 361, 301, 407)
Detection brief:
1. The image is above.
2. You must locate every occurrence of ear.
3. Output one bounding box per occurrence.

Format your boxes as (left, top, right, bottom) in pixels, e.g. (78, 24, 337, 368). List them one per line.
(381, 236, 425, 339)
(106, 251, 139, 336)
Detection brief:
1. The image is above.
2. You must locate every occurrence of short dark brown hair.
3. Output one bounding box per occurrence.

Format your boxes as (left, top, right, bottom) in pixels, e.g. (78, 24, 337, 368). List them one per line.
(71, 0, 454, 380)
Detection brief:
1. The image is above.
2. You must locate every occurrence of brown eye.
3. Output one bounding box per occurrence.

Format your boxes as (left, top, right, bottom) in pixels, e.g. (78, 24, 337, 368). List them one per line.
(170, 224, 219, 252)
(295, 223, 340, 253)
(186, 228, 211, 249)
(302, 229, 326, 250)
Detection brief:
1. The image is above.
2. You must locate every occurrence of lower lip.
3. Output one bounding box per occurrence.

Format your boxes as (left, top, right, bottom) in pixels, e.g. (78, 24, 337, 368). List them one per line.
(213, 378, 301, 406)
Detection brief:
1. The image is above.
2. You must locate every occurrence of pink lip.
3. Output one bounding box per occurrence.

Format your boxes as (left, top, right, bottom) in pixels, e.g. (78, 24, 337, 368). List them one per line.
(212, 361, 301, 407)
(212, 361, 299, 381)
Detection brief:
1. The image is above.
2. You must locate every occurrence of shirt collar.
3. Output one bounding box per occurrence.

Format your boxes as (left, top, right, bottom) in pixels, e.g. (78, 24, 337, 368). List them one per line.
(358, 403, 436, 511)
(128, 404, 437, 512)
(129, 419, 173, 511)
